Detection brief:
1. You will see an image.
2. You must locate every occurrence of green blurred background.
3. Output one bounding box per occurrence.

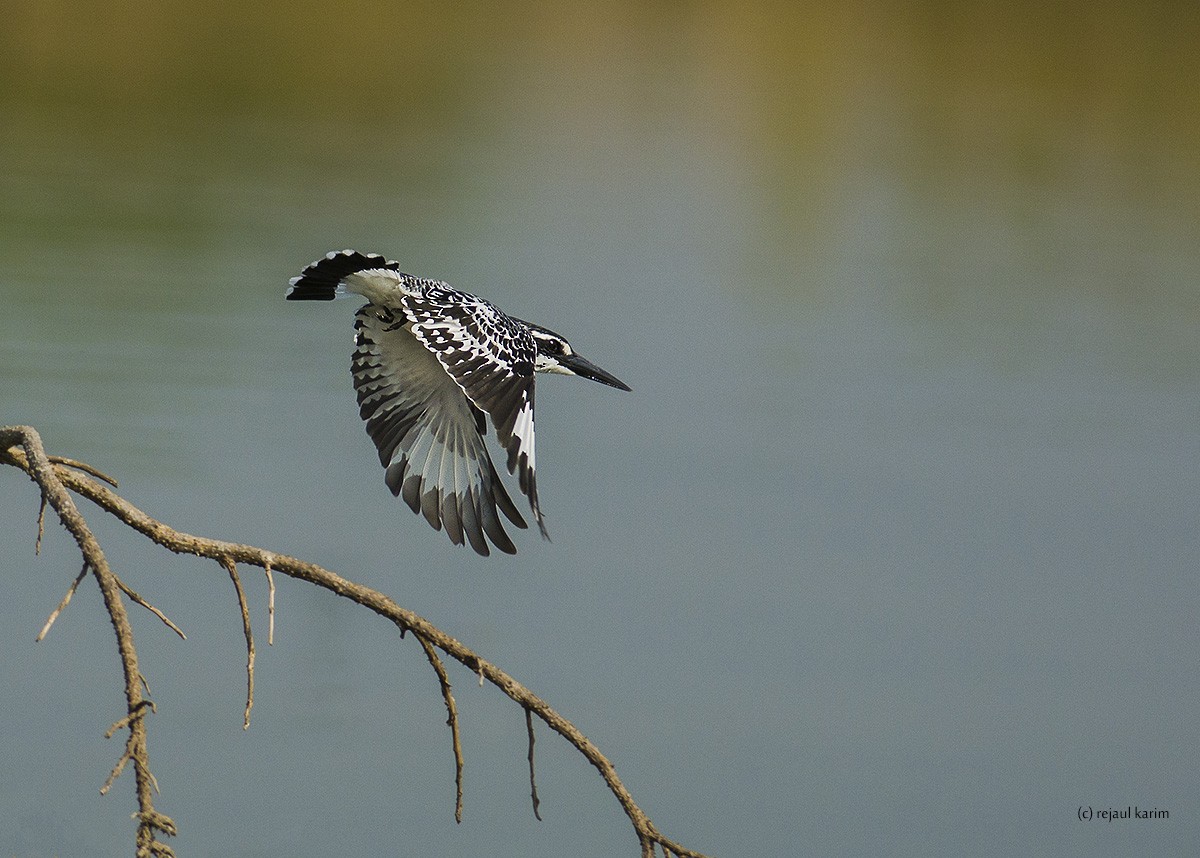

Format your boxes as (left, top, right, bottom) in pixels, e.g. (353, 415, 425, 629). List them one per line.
(2, 2, 1198, 856)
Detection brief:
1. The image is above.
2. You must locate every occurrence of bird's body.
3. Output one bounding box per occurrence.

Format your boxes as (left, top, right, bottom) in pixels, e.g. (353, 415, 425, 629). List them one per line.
(287, 250, 630, 556)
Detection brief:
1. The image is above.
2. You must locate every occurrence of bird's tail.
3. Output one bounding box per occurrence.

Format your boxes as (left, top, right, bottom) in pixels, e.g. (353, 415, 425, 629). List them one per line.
(286, 249, 402, 301)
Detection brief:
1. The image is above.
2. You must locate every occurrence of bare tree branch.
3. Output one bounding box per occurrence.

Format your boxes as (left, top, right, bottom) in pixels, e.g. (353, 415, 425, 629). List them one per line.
(114, 573, 187, 641)
(219, 555, 256, 729)
(47, 454, 120, 487)
(264, 561, 276, 646)
(37, 561, 89, 641)
(36, 494, 46, 554)
(2, 426, 177, 857)
(418, 634, 465, 823)
(2, 425, 710, 858)
(525, 706, 543, 821)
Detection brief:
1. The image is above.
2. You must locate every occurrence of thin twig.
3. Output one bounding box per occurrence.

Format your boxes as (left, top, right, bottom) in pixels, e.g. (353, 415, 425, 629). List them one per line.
(102, 702, 159, 795)
(36, 496, 46, 554)
(220, 556, 255, 730)
(101, 743, 133, 795)
(113, 575, 186, 640)
(264, 560, 276, 646)
(37, 561, 89, 641)
(419, 634, 465, 823)
(105, 701, 155, 740)
(48, 454, 119, 487)
(525, 707, 543, 821)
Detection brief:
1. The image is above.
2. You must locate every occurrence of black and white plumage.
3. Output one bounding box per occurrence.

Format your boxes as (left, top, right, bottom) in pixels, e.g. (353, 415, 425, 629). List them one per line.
(287, 250, 631, 556)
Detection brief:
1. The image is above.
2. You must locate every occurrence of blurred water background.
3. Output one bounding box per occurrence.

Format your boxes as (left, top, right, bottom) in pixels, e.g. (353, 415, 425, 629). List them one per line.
(2, 2, 1198, 856)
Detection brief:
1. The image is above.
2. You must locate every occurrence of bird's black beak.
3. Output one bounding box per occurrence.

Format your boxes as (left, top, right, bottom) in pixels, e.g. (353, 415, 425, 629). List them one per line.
(561, 353, 631, 391)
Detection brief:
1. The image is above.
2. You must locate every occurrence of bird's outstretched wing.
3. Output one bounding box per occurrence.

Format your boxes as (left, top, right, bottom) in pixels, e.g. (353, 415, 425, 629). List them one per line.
(352, 305, 528, 556)
(403, 289, 547, 539)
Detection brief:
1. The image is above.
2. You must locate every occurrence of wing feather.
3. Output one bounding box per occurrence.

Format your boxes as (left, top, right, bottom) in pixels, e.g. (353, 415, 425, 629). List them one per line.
(353, 306, 523, 555)
(404, 293, 548, 538)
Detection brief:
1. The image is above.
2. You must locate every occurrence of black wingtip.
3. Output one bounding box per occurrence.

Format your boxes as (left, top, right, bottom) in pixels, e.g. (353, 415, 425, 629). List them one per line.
(286, 249, 402, 301)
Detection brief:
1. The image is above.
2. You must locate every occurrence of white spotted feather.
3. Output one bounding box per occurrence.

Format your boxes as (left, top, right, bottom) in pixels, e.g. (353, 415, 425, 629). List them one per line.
(286, 249, 629, 555)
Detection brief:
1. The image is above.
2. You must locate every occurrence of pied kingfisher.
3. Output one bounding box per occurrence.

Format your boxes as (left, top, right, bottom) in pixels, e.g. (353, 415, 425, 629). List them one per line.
(287, 250, 630, 556)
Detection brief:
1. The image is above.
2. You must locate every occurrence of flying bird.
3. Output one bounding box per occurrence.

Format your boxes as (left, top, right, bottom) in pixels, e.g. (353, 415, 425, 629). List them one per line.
(287, 250, 631, 556)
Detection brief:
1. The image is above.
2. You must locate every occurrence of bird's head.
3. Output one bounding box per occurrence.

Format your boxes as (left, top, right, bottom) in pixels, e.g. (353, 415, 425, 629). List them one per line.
(525, 323, 631, 391)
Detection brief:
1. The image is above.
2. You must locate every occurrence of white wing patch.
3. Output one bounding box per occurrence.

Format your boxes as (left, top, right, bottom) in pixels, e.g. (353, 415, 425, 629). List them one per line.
(511, 397, 536, 476)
